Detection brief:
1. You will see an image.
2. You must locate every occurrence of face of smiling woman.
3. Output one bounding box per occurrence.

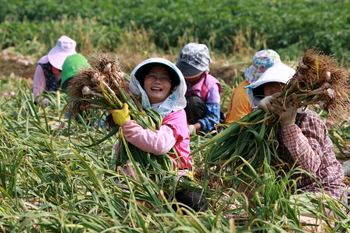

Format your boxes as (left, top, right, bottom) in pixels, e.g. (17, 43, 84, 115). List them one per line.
(143, 65, 173, 104)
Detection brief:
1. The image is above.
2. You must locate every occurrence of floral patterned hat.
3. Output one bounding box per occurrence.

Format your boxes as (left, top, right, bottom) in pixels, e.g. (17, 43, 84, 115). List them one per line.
(244, 49, 281, 84)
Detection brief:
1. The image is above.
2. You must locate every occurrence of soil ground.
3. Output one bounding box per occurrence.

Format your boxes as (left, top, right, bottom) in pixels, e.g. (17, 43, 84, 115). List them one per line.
(0, 50, 37, 80)
(0, 50, 243, 86)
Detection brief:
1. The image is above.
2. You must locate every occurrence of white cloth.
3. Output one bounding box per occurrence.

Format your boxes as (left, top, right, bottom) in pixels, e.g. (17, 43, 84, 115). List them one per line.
(250, 63, 295, 89)
(129, 58, 187, 118)
(246, 63, 296, 108)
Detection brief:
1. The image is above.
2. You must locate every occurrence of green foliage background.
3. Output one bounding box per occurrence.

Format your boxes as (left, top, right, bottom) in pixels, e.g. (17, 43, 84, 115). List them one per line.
(1, 0, 350, 64)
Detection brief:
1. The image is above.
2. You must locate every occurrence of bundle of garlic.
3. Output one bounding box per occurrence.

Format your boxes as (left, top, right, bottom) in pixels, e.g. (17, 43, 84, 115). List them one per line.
(282, 47, 349, 120)
(67, 52, 160, 130)
(67, 52, 127, 111)
(66, 52, 170, 176)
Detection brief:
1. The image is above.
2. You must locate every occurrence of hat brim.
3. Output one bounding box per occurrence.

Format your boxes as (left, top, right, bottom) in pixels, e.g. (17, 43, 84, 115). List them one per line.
(251, 63, 295, 89)
(135, 62, 180, 87)
(48, 48, 76, 70)
(176, 61, 203, 77)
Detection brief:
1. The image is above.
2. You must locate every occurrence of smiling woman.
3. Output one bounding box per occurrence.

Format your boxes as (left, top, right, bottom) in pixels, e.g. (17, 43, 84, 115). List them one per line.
(143, 65, 173, 104)
(123, 58, 191, 165)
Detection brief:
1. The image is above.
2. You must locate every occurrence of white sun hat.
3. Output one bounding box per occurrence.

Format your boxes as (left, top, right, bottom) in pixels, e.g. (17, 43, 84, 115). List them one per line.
(48, 35, 77, 70)
(250, 63, 296, 89)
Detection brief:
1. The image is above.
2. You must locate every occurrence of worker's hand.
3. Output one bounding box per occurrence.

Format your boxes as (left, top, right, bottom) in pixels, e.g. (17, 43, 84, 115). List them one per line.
(188, 124, 196, 135)
(257, 95, 273, 112)
(108, 103, 131, 126)
(270, 97, 297, 127)
(41, 98, 50, 106)
(259, 93, 297, 127)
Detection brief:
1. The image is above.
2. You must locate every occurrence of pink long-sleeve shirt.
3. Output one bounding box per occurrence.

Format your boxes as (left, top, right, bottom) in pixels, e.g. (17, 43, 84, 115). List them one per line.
(122, 109, 192, 169)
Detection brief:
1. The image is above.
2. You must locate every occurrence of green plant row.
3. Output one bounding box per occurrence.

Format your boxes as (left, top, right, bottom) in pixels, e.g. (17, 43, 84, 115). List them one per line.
(1, 0, 350, 63)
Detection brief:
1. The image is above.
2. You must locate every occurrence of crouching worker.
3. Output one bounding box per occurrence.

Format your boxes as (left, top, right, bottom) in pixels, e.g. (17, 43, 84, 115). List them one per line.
(176, 43, 222, 135)
(33, 35, 77, 106)
(61, 53, 91, 93)
(109, 58, 208, 212)
(61, 53, 93, 124)
(225, 49, 281, 123)
(255, 64, 347, 202)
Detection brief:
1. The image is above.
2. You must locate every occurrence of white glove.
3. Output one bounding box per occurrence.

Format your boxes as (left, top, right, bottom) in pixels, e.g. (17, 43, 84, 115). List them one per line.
(42, 98, 50, 106)
(188, 125, 196, 135)
(257, 95, 273, 112)
(271, 98, 297, 127)
(258, 94, 297, 127)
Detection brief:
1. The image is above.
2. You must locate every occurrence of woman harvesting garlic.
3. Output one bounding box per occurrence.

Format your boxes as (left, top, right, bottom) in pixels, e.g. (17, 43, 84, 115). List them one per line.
(108, 58, 192, 169)
(251, 62, 347, 203)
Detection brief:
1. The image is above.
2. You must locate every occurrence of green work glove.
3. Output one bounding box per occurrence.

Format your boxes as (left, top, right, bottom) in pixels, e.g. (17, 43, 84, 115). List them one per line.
(108, 103, 131, 126)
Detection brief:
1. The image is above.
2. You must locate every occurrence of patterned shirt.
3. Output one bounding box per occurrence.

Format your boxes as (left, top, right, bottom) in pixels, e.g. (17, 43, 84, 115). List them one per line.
(276, 109, 346, 201)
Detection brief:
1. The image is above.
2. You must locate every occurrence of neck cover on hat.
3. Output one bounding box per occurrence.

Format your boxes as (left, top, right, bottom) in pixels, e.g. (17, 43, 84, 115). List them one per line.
(129, 58, 187, 118)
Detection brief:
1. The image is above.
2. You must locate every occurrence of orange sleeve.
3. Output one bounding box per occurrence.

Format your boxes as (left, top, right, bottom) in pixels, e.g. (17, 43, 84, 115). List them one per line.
(225, 80, 252, 123)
